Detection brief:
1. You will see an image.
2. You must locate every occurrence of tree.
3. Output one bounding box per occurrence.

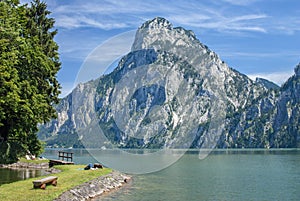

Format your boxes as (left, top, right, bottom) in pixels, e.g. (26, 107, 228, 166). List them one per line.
(0, 0, 61, 163)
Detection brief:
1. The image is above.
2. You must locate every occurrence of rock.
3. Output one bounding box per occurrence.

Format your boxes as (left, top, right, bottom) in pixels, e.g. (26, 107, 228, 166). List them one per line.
(255, 77, 280, 90)
(54, 171, 131, 201)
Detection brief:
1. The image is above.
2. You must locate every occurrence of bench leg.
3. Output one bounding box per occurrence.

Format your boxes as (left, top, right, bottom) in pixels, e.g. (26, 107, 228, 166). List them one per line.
(52, 179, 57, 186)
(40, 183, 46, 189)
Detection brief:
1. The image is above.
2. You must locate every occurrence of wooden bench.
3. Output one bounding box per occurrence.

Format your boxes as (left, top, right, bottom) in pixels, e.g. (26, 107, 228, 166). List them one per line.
(33, 176, 58, 189)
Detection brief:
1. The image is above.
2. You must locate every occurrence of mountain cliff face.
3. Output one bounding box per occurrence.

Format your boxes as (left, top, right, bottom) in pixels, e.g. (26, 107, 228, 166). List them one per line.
(38, 17, 300, 148)
(217, 64, 300, 148)
(255, 78, 279, 90)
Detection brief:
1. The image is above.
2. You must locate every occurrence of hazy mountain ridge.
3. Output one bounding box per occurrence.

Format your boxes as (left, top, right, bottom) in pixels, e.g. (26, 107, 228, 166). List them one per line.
(38, 17, 300, 148)
(255, 77, 280, 90)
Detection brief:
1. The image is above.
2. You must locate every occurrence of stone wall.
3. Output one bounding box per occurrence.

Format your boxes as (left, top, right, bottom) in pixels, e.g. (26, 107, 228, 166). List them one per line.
(54, 171, 131, 201)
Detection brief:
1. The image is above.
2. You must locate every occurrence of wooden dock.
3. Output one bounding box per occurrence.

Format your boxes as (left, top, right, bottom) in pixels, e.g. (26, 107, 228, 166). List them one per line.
(49, 151, 74, 167)
(49, 159, 74, 167)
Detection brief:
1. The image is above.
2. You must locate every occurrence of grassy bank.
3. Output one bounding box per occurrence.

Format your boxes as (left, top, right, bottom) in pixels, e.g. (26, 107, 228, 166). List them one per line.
(0, 165, 112, 201)
(19, 157, 50, 164)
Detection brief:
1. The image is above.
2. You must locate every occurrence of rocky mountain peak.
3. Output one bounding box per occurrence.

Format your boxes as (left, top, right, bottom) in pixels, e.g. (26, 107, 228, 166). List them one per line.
(140, 17, 172, 30)
(37, 18, 300, 149)
(132, 17, 201, 52)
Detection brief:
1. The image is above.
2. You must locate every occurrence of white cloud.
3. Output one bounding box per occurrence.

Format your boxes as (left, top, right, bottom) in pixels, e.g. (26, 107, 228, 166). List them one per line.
(274, 16, 300, 35)
(248, 70, 294, 85)
(229, 14, 267, 22)
(216, 50, 300, 58)
(55, 15, 129, 30)
(54, 1, 156, 15)
(220, 0, 260, 6)
(23, 0, 300, 35)
(169, 13, 267, 33)
(48, 0, 269, 34)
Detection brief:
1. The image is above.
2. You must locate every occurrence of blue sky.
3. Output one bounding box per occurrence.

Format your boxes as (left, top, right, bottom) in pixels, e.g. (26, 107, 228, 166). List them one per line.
(22, 0, 300, 97)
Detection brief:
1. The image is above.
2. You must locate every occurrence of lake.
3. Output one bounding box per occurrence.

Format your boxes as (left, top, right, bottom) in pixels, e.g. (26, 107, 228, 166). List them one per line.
(42, 149, 300, 201)
(0, 168, 47, 185)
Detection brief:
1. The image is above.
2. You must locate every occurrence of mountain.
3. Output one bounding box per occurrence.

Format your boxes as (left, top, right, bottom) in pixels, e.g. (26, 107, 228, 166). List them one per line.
(38, 17, 300, 149)
(255, 77, 280, 90)
(217, 64, 300, 148)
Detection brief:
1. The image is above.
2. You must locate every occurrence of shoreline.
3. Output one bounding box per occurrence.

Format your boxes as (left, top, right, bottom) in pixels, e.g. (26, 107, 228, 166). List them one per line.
(0, 161, 61, 174)
(0, 161, 49, 169)
(54, 171, 131, 201)
(1, 161, 131, 201)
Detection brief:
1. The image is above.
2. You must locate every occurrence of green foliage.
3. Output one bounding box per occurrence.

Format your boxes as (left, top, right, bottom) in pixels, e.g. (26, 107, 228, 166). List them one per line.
(0, 0, 60, 163)
(0, 141, 26, 164)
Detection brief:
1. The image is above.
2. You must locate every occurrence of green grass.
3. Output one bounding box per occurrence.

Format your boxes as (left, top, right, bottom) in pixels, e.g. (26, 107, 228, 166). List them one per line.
(19, 157, 49, 164)
(0, 165, 112, 201)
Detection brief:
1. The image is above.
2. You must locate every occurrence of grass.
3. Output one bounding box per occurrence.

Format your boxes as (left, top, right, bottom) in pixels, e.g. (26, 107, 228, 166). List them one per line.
(0, 165, 112, 201)
(19, 157, 49, 164)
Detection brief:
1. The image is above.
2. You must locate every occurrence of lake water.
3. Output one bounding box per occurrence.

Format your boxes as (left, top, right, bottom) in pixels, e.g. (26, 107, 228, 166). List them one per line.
(42, 149, 300, 201)
(0, 168, 47, 185)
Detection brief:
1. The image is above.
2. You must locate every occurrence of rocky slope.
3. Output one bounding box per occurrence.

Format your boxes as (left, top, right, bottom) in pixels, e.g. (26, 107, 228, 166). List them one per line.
(38, 17, 300, 149)
(54, 171, 131, 201)
(216, 64, 300, 148)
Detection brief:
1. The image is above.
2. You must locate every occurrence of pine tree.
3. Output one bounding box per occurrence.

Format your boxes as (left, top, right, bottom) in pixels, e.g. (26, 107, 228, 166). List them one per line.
(0, 0, 61, 163)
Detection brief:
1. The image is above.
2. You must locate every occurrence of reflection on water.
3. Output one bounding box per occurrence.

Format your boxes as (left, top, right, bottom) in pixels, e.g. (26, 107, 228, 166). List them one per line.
(0, 168, 47, 185)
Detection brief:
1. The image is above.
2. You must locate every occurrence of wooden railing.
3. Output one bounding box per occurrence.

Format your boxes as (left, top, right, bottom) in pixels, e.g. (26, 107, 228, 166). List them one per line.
(58, 151, 73, 162)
